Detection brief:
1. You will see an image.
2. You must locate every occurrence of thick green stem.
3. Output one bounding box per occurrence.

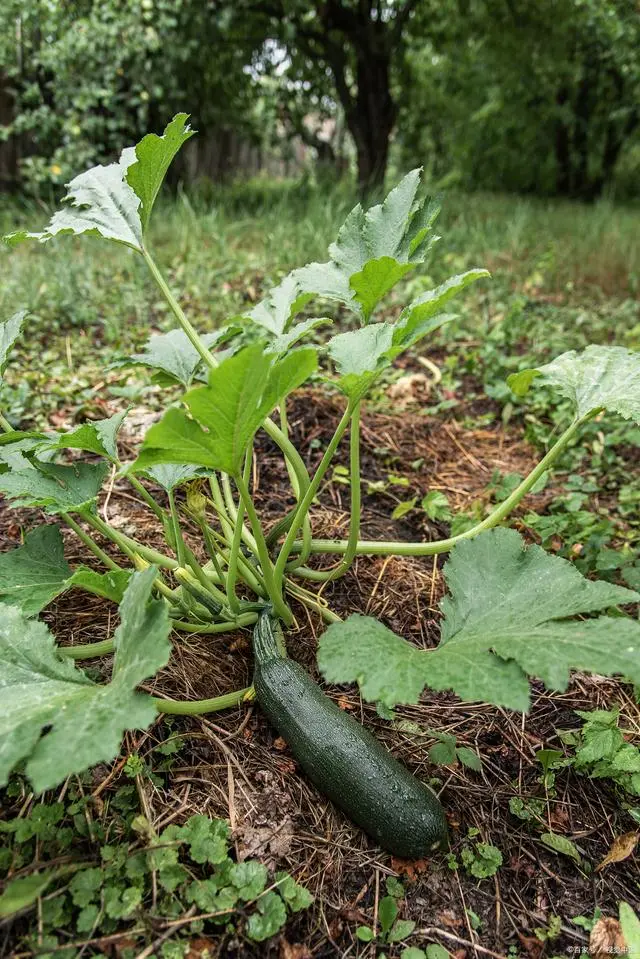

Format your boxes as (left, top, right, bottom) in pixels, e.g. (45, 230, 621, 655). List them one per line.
(293, 417, 586, 557)
(0, 412, 13, 432)
(127, 474, 166, 522)
(226, 453, 251, 613)
(153, 687, 254, 715)
(273, 403, 355, 593)
(62, 514, 122, 572)
(222, 472, 257, 554)
(143, 249, 218, 369)
(293, 404, 361, 582)
(168, 489, 186, 567)
(83, 512, 178, 570)
(235, 473, 292, 624)
(59, 639, 115, 660)
(171, 612, 258, 633)
(280, 404, 312, 571)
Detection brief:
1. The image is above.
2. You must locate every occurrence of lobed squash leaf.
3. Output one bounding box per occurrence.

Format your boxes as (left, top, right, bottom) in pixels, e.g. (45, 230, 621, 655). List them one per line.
(3, 114, 194, 252)
(0, 311, 26, 381)
(0, 567, 171, 793)
(0, 526, 71, 616)
(292, 170, 442, 320)
(318, 528, 640, 712)
(326, 269, 487, 397)
(125, 113, 195, 231)
(117, 327, 237, 388)
(41, 410, 128, 462)
(4, 149, 143, 251)
(508, 345, 640, 423)
(133, 344, 317, 476)
(0, 460, 109, 514)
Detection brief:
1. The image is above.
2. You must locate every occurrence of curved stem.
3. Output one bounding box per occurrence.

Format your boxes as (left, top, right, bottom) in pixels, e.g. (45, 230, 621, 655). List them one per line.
(293, 417, 586, 557)
(280, 404, 312, 571)
(235, 473, 292, 624)
(143, 249, 218, 369)
(171, 612, 258, 633)
(83, 512, 179, 570)
(221, 472, 258, 555)
(127, 474, 166, 522)
(273, 403, 355, 594)
(62, 514, 122, 572)
(293, 403, 361, 582)
(0, 412, 13, 432)
(153, 686, 254, 715)
(284, 580, 342, 624)
(59, 639, 115, 660)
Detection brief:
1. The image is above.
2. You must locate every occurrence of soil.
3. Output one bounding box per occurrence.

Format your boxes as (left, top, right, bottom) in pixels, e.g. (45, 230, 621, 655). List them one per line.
(1, 389, 638, 958)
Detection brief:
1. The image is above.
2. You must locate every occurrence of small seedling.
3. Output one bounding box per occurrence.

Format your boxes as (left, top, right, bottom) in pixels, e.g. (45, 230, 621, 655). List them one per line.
(356, 877, 416, 946)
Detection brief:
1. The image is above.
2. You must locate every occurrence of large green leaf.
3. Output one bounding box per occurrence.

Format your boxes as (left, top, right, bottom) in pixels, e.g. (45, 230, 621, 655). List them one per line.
(392, 270, 490, 351)
(4, 149, 143, 251)
(0, 524, 130, 617)
(126, 114, 195, 232)
(292, 170, 441, 319)
(118, 328, 236, 387)
(318, 528, 640, 712)
(326, 324, 395, 398)
(248, 274, 326, 354)
(0, 526, 71, 616)
(134, 345, 317, 476)
(42, 411, 128, 461)
(0, 567, 170, 792)
(324, 270, 488, 398)
(0, 460, 108, 514)
(0, 311, 26, 381)
(129, 409, 222, 474)
(249, 273, 313, 337)
(508, 345, 640, 423)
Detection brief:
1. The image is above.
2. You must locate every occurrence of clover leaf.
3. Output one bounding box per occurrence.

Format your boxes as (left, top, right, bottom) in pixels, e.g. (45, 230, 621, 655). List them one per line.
(318, 528, 640, 712)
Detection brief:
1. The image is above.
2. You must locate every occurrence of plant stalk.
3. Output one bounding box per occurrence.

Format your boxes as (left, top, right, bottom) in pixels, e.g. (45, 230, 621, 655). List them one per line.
(294, 417, 585, 557)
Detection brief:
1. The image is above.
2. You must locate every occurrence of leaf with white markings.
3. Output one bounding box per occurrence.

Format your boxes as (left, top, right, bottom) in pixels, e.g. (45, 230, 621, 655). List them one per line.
(4, 149, 143, 251)
(293, 170, 442, 319)
(0, 311, 26, 381)
(0, 460, 109, 514)
(318, 528, 640, 712)
(0, 567, 170, 792)
(508, 346, 640, 423)
(117, 328, 238, 387)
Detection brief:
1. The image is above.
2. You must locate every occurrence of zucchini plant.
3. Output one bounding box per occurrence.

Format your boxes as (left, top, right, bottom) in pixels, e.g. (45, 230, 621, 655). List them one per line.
(1, 116, 639, 856)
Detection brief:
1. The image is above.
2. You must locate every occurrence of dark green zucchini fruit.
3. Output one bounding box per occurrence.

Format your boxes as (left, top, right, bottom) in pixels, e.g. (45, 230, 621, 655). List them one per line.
(252, 611, 448, 859)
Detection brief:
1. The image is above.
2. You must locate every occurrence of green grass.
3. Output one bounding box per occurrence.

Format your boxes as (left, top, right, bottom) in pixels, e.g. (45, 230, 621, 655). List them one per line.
(1, 178, 638, 349)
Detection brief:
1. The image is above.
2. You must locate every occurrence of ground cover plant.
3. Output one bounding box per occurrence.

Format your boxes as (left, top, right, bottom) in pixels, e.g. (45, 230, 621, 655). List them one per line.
(1, 115, 640, 953)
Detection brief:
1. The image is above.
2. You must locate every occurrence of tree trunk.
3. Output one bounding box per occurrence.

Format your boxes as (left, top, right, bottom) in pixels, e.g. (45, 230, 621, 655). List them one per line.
(554, 86, 572, 196)
(347, 48, 396, 196)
